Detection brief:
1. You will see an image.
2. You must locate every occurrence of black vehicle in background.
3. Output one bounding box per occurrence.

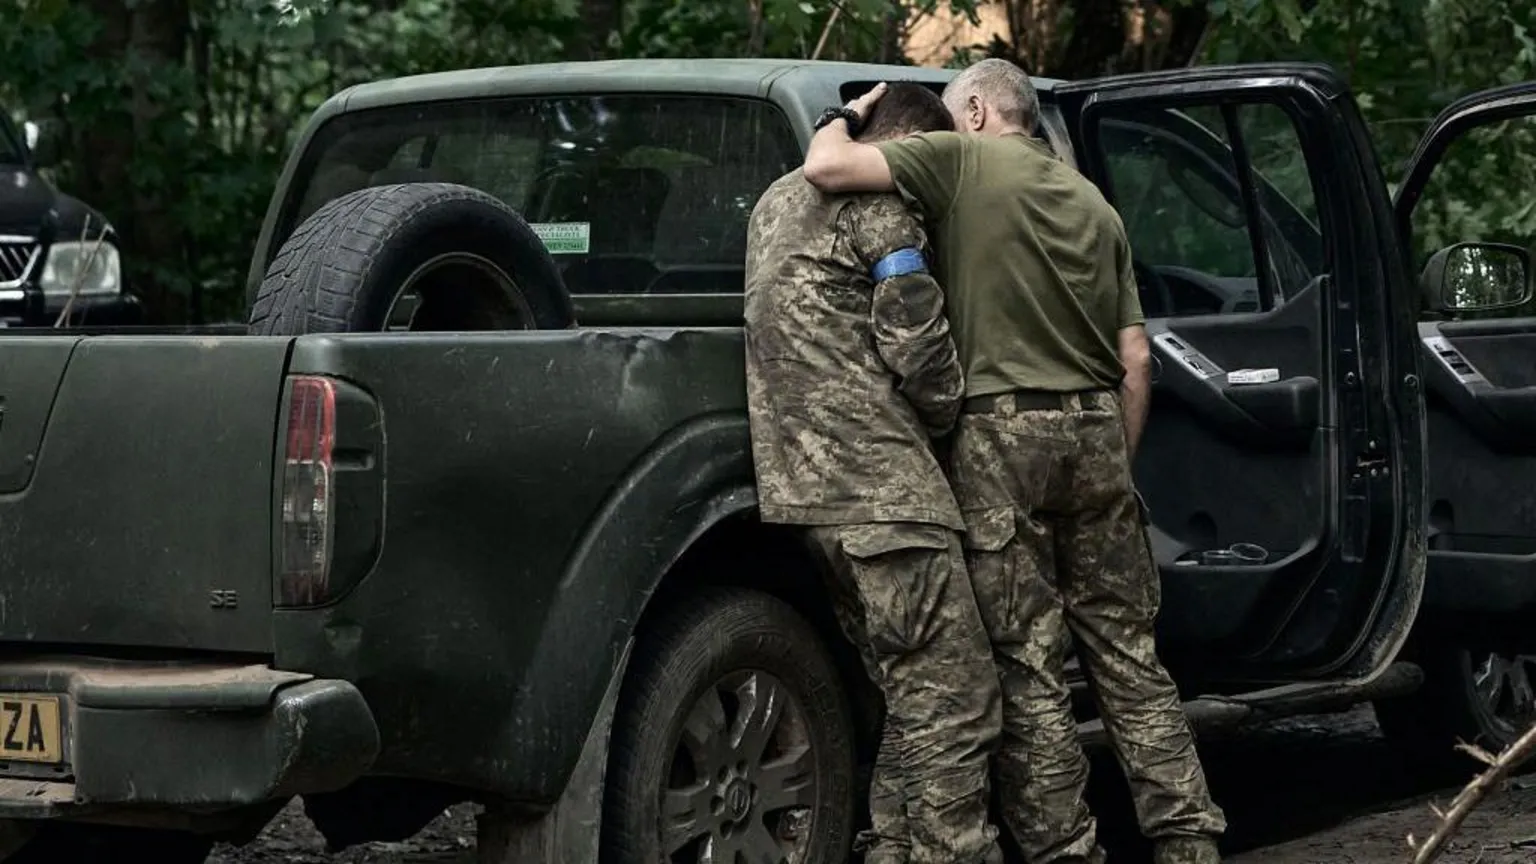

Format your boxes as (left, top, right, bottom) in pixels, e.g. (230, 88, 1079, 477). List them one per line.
(0, 112, 138, 327)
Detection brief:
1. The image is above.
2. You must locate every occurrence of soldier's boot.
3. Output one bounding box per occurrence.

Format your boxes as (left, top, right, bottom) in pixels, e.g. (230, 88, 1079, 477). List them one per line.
(1152, 836, 1222, 864)
(854, 826, 910, 864)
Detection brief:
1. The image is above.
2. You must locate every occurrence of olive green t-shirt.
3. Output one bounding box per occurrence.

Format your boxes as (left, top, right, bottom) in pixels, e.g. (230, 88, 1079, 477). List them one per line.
(876, 131, 1143, 395)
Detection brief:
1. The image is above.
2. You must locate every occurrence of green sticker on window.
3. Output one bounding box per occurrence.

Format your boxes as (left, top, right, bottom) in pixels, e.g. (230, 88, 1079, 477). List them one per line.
(530, 222, 591, 255)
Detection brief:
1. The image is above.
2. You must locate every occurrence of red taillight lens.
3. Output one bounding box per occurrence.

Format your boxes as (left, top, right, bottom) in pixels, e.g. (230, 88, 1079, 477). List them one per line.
(279, 375, 336, 606)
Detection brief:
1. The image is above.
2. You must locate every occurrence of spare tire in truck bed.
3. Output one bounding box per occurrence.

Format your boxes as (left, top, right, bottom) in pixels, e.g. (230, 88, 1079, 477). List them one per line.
(248, 182, 575, 335)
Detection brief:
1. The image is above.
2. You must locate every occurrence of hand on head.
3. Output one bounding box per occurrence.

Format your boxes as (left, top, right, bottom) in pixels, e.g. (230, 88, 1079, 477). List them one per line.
(846, 82, 888, 121)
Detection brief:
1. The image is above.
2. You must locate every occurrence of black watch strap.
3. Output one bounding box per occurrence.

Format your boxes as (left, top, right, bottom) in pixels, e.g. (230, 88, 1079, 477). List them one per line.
(814, 106, 862, 137)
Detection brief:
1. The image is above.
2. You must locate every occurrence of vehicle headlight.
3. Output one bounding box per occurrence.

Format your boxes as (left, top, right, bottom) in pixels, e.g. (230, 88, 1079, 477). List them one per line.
(39, 240, 121, 298)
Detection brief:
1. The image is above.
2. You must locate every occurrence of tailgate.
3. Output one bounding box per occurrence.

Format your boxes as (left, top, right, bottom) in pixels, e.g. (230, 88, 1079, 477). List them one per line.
(0, 335, 292, 653)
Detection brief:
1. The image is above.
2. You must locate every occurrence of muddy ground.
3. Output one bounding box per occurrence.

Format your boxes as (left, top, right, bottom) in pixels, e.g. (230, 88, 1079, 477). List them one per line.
(206, 705, 1536, 864)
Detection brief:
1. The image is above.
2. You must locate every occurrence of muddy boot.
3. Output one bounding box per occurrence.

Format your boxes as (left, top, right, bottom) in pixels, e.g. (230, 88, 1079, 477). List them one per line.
(854, 829, 909, 864)
(1152, 836, 1222, 864)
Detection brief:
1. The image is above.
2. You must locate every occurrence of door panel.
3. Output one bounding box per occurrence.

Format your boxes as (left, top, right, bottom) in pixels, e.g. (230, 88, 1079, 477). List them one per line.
(1138, 281, 1327, 649)
(1055, 64, 1424, 685)
(1424, 321, 1536, 444)
(1396, 84, 1536, 627)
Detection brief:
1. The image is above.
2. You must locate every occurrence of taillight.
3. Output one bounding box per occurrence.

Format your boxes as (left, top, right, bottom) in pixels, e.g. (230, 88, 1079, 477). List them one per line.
(279, 375, 336, 606)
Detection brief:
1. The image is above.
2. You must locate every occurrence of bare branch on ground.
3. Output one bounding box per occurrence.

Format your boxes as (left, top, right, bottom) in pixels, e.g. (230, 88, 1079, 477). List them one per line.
(1406, 722, 1536, 863)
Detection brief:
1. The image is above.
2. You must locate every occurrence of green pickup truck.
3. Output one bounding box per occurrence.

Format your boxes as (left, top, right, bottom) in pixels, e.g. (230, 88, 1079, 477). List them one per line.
(2, 57, 1534, 864)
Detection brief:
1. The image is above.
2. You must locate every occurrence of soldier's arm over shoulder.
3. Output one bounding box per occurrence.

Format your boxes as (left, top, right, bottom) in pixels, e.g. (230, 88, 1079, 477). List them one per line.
(874, 131, 966, 223)
(849, 196, 965, 437)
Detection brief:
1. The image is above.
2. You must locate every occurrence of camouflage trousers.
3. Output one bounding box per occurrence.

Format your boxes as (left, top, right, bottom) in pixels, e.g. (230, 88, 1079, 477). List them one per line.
(947, 389, 1227, 864)
(804, 522, 1003, 864)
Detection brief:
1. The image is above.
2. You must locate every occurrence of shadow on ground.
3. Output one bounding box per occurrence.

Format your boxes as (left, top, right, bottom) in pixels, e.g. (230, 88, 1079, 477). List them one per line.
(215, 704, 1528, 862)
(1083, 705, 1494, 861)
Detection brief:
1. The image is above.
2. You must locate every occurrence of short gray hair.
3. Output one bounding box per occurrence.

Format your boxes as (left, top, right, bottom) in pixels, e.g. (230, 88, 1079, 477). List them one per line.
(943, 58, 1038, 129)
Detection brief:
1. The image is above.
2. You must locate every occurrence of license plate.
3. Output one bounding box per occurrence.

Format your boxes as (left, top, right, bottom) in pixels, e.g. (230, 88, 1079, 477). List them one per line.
(0, 695, 62, 764)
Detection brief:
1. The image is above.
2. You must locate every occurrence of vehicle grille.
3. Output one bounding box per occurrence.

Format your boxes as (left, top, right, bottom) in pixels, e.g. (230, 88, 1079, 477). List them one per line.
(0, 238, 41, 286)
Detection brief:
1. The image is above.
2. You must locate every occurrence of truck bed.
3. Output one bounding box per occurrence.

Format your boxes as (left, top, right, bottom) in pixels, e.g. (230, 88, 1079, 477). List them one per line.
(0, 333, 290, 653)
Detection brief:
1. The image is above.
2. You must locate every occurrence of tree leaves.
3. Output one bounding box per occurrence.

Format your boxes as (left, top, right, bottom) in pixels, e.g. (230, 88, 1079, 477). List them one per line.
(1, 0, 1530, 322)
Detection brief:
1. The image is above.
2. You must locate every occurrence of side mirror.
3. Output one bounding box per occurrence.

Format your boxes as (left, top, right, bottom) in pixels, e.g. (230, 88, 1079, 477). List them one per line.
(1420, 241, 1533, 315)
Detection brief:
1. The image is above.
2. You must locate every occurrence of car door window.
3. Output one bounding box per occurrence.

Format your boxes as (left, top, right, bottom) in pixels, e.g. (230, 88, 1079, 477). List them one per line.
(278, 95, 800, 296)
(1099, 104, 1323, 318)
(1410, 113, 1536, 321)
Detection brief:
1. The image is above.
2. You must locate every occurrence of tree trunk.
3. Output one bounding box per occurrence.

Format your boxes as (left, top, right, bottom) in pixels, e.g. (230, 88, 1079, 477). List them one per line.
(880, 0, 904, 64)
(125, 0, 192, 323)
(991, 0, 1213, 78)
(747, 0, 766, 57)
(73, 0, 131, 215)
(1159, 1, 1213, 68)
(1052, 0, 1127, 78)
(578, 0, 623, 59)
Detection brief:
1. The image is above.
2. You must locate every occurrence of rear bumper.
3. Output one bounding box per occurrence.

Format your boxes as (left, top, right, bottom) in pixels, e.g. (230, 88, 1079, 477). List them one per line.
(0, 659, 378, 818)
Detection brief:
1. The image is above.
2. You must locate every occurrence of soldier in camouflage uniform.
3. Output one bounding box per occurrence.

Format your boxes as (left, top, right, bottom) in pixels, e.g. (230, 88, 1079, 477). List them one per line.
(802, 61, 1227, 864)
(743, 82, 1003, 864)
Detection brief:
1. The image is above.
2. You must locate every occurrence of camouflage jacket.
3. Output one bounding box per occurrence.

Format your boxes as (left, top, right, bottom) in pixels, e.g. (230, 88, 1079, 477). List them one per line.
(744, 169, 964, 530)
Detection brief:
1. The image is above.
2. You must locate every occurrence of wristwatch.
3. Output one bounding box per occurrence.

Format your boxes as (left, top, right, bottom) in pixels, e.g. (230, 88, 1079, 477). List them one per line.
(814, 105, 863, 137)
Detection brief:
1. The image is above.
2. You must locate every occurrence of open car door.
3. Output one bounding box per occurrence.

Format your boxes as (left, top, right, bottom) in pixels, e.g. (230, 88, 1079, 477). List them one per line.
(1390, 84, 1536, 735)
(1051, 64, 1427, 690)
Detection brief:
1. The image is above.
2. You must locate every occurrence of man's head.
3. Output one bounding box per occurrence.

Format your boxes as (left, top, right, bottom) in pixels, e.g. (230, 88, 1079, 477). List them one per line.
(942, 58, 1038, 137)
(857, 82, 955, 143)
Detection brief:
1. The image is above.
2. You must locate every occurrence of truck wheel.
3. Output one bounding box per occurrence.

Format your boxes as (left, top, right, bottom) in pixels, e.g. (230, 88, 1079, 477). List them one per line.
(1375, 646, 1536, 767)
(5, 823, 212, 863)
(602, 588, 855, 864)
(248, 182, 574, 335)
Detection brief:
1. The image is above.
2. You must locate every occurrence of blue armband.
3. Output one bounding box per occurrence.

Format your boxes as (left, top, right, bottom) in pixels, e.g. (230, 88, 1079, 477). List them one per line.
(871, 247, 928, 282)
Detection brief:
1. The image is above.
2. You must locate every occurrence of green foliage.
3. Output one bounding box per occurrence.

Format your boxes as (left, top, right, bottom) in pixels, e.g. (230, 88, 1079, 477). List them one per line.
(1200, 0, 1536, 313)
(1, 0, 1532, 321)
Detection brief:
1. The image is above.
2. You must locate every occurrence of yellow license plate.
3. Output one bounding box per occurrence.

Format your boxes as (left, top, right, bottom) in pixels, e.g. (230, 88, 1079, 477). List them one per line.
(0, 695, 62, 764)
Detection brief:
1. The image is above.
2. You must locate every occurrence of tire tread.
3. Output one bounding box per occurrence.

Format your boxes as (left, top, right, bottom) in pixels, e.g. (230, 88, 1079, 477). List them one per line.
(248, 183, 568, 335)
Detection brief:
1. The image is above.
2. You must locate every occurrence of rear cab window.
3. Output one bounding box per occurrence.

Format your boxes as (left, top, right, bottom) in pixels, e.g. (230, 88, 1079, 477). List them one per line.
(274, 95, 800, 298)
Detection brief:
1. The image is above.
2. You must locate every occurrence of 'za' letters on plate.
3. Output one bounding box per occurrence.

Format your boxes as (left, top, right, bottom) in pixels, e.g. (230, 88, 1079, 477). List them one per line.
(0, 696, 62, 763)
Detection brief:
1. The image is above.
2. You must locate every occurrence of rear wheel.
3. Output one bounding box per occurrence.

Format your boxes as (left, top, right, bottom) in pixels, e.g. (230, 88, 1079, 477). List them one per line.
(601, 588, 855, 864)
(248, 182, 574, 335)
(1375, 644, 1536, 767)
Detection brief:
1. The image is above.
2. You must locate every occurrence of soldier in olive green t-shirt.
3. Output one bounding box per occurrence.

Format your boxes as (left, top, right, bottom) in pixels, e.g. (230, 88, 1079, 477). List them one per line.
(874, 127, 1143, 396)
(803, 60, 1227, 864)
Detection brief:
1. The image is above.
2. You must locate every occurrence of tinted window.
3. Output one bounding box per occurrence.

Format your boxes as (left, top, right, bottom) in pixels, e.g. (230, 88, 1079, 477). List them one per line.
(1098, 105, 1323, 317)
(277, 95, 800, 295)
(1239, 103, 1325, 300)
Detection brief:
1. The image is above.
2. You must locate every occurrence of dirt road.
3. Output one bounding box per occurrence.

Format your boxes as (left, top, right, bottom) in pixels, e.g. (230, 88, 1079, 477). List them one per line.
(207, 706, 1536, 864)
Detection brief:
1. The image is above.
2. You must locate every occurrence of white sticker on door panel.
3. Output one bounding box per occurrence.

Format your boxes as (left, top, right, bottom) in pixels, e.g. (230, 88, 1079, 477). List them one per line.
(1227, 368, 1280, 385)
(530, 222, 591, 255)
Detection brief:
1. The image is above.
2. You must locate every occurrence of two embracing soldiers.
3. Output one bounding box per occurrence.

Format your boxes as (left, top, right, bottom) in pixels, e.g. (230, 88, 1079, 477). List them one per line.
(742, 59, 1226, 864)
